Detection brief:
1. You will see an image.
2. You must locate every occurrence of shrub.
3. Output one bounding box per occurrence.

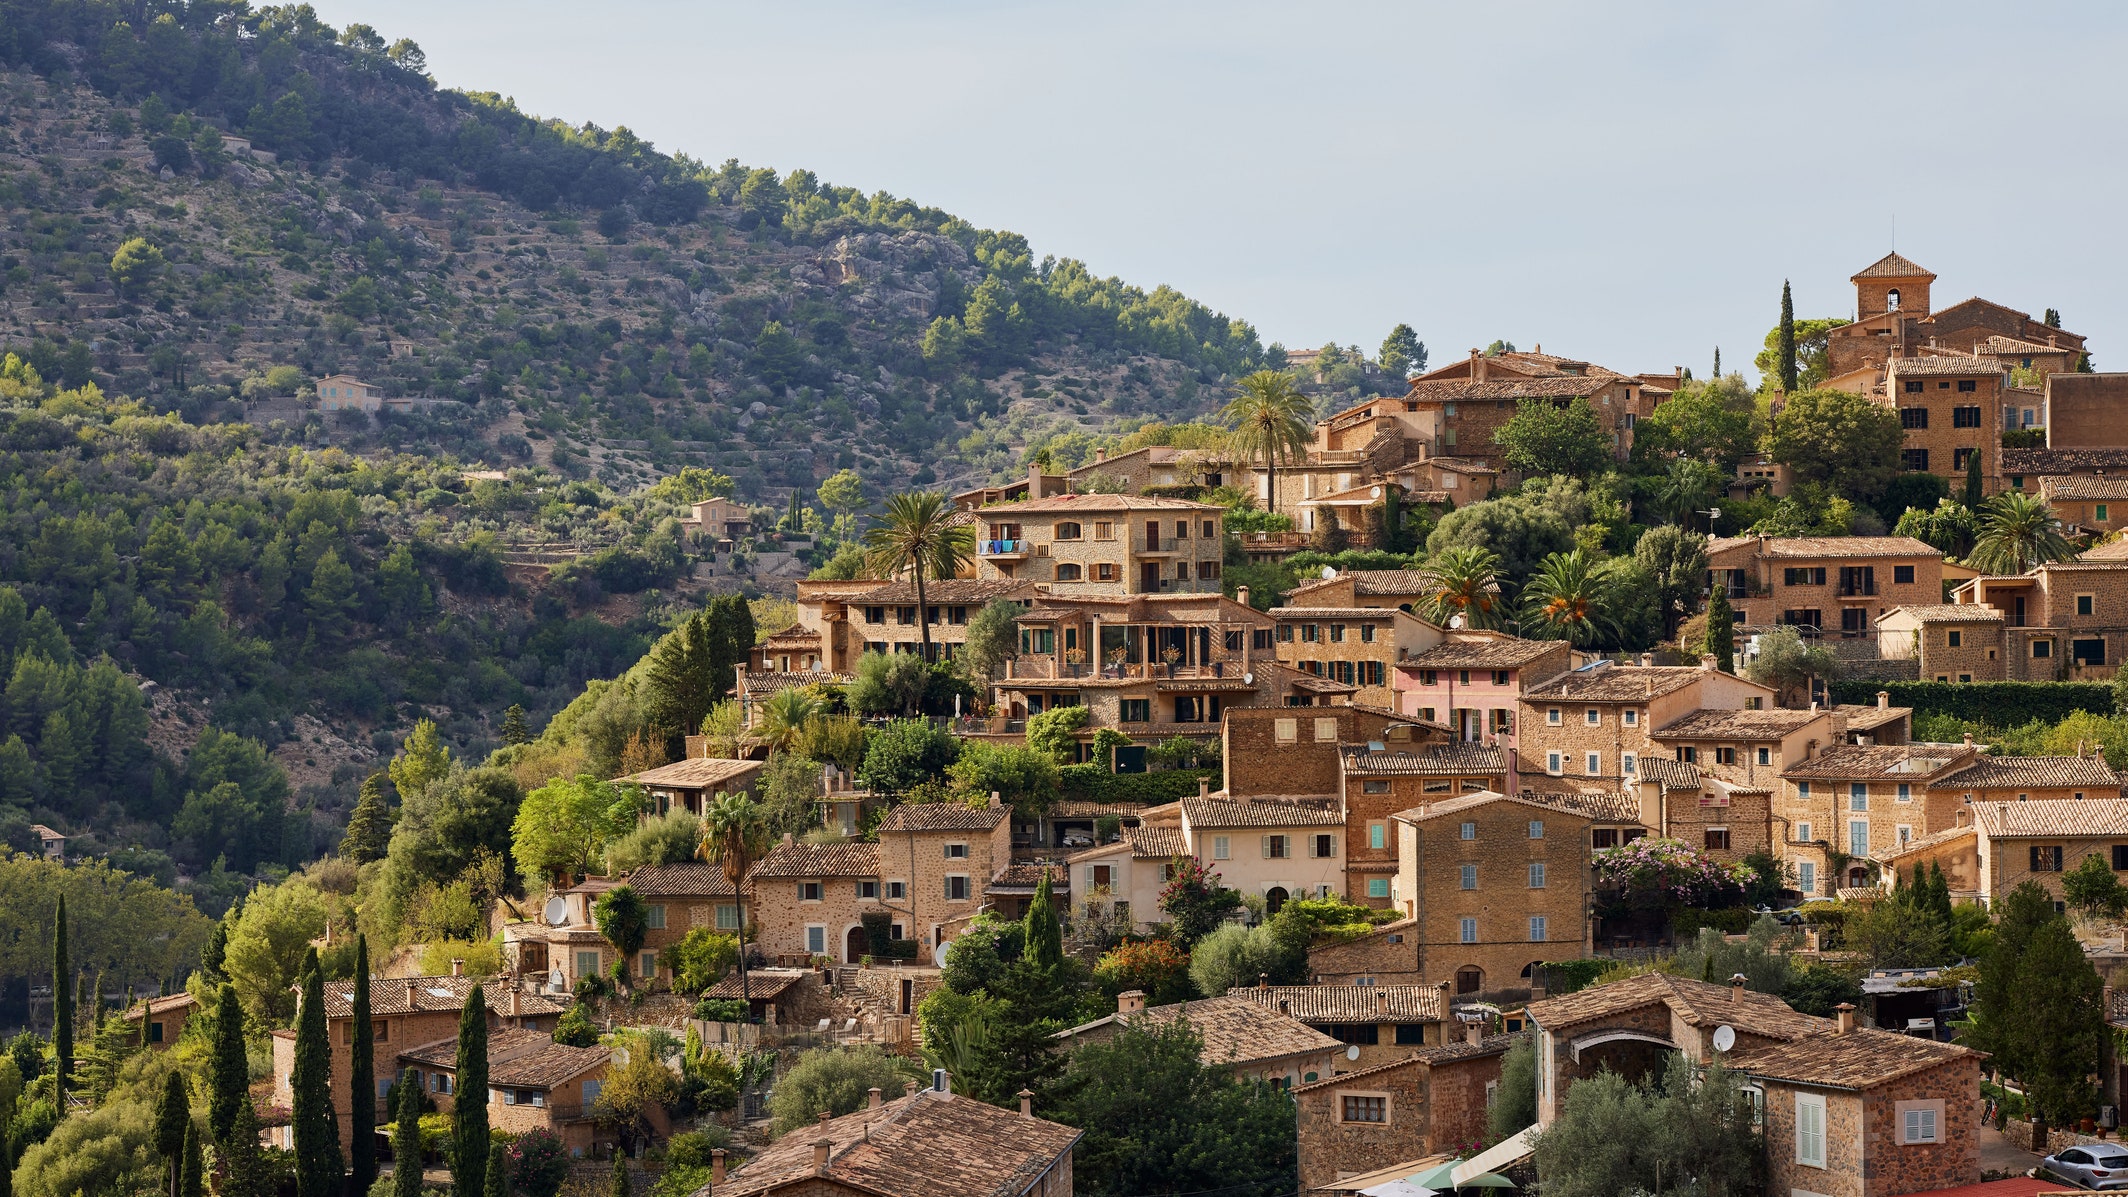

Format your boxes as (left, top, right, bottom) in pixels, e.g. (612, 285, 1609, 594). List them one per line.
(507, 1127, 570, 1197)
(767, 1047, 920, 1134)
(1537, 958, 1613, 996)
(1828, 680, 2113, 725)
(693, 998, 748, 1023)
(1058, 765, 1218, 804)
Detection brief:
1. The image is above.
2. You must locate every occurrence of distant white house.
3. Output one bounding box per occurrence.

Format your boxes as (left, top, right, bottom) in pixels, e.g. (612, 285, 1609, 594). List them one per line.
(28, 824, 65, 860)
(316, 374, 384, 412)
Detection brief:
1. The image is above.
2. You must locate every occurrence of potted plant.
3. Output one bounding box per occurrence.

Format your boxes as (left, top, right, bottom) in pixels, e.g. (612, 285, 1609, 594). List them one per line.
(1105, 646, 1128, 676)
(1064, 646, 1086, 676)
(1161, 646, 1182, 675)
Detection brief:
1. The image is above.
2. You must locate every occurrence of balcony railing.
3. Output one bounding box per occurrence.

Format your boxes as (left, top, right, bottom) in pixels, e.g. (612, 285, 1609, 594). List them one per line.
(1837, 583, 1878, 598)
(979, 539, 1025, 556)
(1005, 658, 1240, 681)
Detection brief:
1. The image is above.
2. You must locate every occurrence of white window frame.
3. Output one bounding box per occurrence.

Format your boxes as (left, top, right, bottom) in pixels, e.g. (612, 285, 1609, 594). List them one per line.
(1528, 820, 1544, 839)
(805, 925, 827, 955)
(1901, 1103, 1940, 1144)
(1585, 708, 1600, 726)
(1529, 915, 1547, 942)
(1460, 821, 1477, 840)
(1546, 751, 1563, 776)
(1796, 821, 1812, 843)
(1798, 860, 1816, 893)
(1622, 751, 1637, 776)
(1528, 861, 1546, 888)
(1623, 708, 1638, 727)
(1459, 917, 1477, 944)
(1897, 783, 1911, 803)
(1214, 835, 1231, 860)
(1547, 708, 1562, 725)
(1461, 864, 1478, 890)
(1795, 1091, 1827, 1168)
(1585, 752, 1601, 776)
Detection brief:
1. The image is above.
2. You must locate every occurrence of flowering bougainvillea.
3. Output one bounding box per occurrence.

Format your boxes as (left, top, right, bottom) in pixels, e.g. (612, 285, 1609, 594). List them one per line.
(1593, 837, 1750, 908)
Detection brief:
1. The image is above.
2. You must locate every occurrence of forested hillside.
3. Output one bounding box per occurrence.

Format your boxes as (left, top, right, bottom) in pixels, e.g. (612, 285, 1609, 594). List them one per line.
(0, 0, 1269, 497)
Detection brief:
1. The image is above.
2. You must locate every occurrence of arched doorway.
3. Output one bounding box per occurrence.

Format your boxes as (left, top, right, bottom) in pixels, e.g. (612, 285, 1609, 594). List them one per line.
(1456, 966, 1484, 995)
(1265, 887, 1289, 916)
(845, 926, 867, 964)
(1887, 288, 1902, 312)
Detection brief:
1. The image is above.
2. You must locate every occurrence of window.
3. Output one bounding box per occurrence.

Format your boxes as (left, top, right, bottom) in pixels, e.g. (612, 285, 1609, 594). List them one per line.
(1367, 878, 1390, 898)
(716, 905, 741, 931)
(1796, 1092, 1826, 1168)
(1369, 823, 1386, 849)
(1275, 717, 1297, 744)
(1897, 825, 1911, 847)
(948, 606, 967, 625)
(799, 881, 824, 902)
(944, 842, 969, 859)
(1316, 717, 1339, 742)
(1420, 669, 1438, 687)
(1214, 836, 1231, 860)
(864, 606, 885, 625)
(1904, 379, 1925, 393)
(1677, 746, 1697, 763)
(1954, 405, 1982, 427)
(1850, 783, 1868, 811)
(2114, 845, 2128, 870)
(1850, 820, 1869, 857)
(1360, 624, 1375, 643)
(1585, 708, 1601, 725)
(1622, 752, 1637, 775)
(945, 875, 971, 900)
(1586, 752, 1601, 775)
(1894, 564, 1915, 584)
(1953, 447, 1975, 472)
(1095, 562, 1116, 581)
(1947, 629, 1963, 648)
(1757, 747, 1771, 766)
(806, 926, 826, 955)
(1623, 708, 1638, 727)
(1902, 448, 1930, 472)
(859, 880, 879, 899)
(640, 951, 657, 979)
(2031, 845, 2064, 872)
(2076, 638, 2108, 665)
(1461, 864, 1478, 889)
(1055, 522, 1082, 540)
(1529, 916, 1547, 941)
(1528, 862, 1546, 888)
(1055, 563, 1082, 581)
(1546, 751, 1563, 775)
(1460, 821, 1477, 840)
(1460, 917, 1477, 944)
(1174, 520, 1190, 539)
(1093, 520, 1114, 540)
(1900, 406, 1929, 428)
(1312, 834, 1336, 858)
(1493, 670, 1511, 686)
(2102, 504, 2113, 522)
(2035, 639, 2053, 659)
(1715, 747, 1736, 765)
(2078, 594, 2096, 617)
(1341, 1095, 1387, 1123)
(1528, 820, 1545, 839)
(1329, 624, 1345, 643)
(1896, 783, 1911, 803)
(1957, 380, 1979, 394)
(1798, 861, 1816, 893)
(1593, 829, 1619, 849)
(1395, 1023, 1425, 1045)
(1705, 828, 1730, 851)
(1266, 835, 1291, 859)
(1902, 1105, 1939, 1144)
(1120, 699, 1150, 722)
(1783, 567, 1828, 587)
(1547, 708, 1562, 725)
(1202, 520, 1217, 538)
(646, 904, 666, 930)
(886, 881, 906, 899)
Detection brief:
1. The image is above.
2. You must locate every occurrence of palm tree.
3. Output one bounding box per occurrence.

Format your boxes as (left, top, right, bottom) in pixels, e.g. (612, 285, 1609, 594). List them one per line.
(864, 491, 975, 662)
(1221, 370, 1315, 516)
(701, 792, 770, 1004)
(1414, 546, 1504, 628)
(1520, 549, 1623, 647)
(757, 688, 819, 755)
(1967, 490, 2076, 575)
(1656, 456, 1724, 527)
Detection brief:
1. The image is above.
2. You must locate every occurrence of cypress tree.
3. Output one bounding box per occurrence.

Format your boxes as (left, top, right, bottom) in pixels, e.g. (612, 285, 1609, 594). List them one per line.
(1712, 346, 1721, 378)
(209, 983, 248, 1144)
(1777, 280, 1798, 394)
(451, 987, 489, 1197)
(350, 936, 377, 1193)
(52, 894, 70, 1106)
(1022, 871, 1062, 970)
(610, 1152, 632, 1197)
(1927, 861, 1955, 925)
(178, 1123, 205, 1197)
(1963, 447, 1985, 510)
(224, 1099, 273, 1197)
(290, 967, 342, 1197)
(391, 1073, 424, 1197)
(484, 1141, 508, 1197)
(1705, 589, 1735, 673)
(156, 1068, 192, 1196)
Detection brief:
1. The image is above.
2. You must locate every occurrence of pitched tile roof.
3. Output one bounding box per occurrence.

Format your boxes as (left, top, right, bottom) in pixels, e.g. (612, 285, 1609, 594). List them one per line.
(1283, 570, 1433, 597)
(739, 671, 854, 695)
(1402, 637, 1562, 670)
(1877, 824, 1975, 862)
(1123, 826, 1187, 858)
(1407, 1031, 1525, 1065)
(1228, 984, 1445, 1024)
(1393, 789, 1601, 824)
(702, 968, 810, 1001)
(1939, 755, 2124, 792)
(715, 1087, 1082, 1197)
(1522, 664, 1713, 702)
(1891, 353, 2002, 377)
(1273, 607, 1412, 619)
(1977, 334, 2070, 356)
(986, 864, 1067, 894)
(319, 977, 568, 1020)
(757, 625, 821, 648)
(399, 1027, 610, 1089)
(1339, 743, 1506, 776)
(1525, 972, 1827, 1042)
(1836, 703, 1913, 732)
(1181, 797, 1344, 829)
(2041, 476, 2128, 501)
(749, 841, 880, 879)
(876, 802, 1010, 833)
(849, 578, 1038, 604)
(1047, 800, 1147, 819)
(2003, 447, 2128, 474)
(1736, 1027, 1982, 1091)
(1638, 757, 1701, 790)
(1653, 708, 1828, 740)
(623, 862, 737, 897)
(982, 493, 1221, 514)
(1879, 604, 2004, 622)
(1405, 375, 1615, 404)
(1057, 994, 1344, 1067)
(1523, 789, 1645, 822)
(1756, 536, 1941, 559)
(1781, 744, 1973, 781)
(2085, 538, 2128, 562)
(122, 993, 198, 1020)
(1291, 1052, 1433, 1093)
(618, 757, 765, 790)
(1852, 252, 1935, 280)
(1972, 797, 2128, 838)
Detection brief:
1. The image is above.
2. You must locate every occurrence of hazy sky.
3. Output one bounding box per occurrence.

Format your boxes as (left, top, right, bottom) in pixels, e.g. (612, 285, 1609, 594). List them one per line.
(306, 1, 2128, 381)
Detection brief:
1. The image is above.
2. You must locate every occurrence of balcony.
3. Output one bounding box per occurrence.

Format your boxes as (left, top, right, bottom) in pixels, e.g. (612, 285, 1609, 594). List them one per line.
(1836, 584, 1878, 599)
(979, 539, 1027, 558)
(1006, 657, 1242, 682)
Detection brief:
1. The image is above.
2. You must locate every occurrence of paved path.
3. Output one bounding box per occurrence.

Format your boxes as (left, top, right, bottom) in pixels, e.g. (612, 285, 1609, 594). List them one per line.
(1978, 1123, 2042, 1180)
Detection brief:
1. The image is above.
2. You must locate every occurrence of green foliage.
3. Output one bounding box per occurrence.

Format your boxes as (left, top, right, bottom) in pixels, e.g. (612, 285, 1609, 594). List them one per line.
(2063, 851, 2128, 919)
(603, 809, 705, 875)
(1661, 917, 1794, 993)
(659, 929, 738, 994)
(1970, 880, 2105, 1126)
(1092, 940, 1194, 1007)
(551, 1003, 599, 1048)
(1494, 396, 1612, 477)
(349, 936, 376, 1191)
(452, 988, 489, 1197)
(946, 741, 1060, 816)
(1053, 1017, 1297, 1197)
(1532, 1052, 1760, 1197)
(1157, 855, 1244, 949)
(1756, 308, 1847, 391)
(1968, 490, 2077, 575)
(290, 967, 342, 1197)
(512, 775, 642, 884)
(957, 599, 1022, 689)
(1781, 964, 1864, 1018)
(222, 877, 328, 1025)
(1894, 495, 1975, 557)
(1764, 388, 1906, 501)
(1025, 705, 1092, 764)
(1520, 549, 1624, 647)
(1828, 679, 2113, 724)
(767, 1047, 921, 1134)
(1487, 1035, 1538, 1141)
(856, 718, 960, 796)
(1222, 372, 1314, 515)
(341, 773, 393, 865)
(391, 1076, 425, 1197)
(1379, 324, 1426, 379)
(208, 983, 246, 1144)
(593, 886, 652, 968)
(846, 650, 937, 718)
(1744, 625, 1839, 705)
(1632, 375, 1760, 470)
(1843, 898, 1952, 970)
(692, 997, 747, 1023)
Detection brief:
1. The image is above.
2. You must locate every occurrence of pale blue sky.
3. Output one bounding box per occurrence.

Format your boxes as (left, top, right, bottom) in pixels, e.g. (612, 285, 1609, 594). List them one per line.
(308, 1, 2128, 380)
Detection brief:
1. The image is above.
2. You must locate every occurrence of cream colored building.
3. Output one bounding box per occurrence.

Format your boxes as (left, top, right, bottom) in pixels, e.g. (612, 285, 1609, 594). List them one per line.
(972, 494, 1225, 595)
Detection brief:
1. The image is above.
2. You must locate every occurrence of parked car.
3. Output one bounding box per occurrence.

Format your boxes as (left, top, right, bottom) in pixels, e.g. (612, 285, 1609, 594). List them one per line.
(2043, 1144, 2128, 1190)
(1755, 897, 1837, 926)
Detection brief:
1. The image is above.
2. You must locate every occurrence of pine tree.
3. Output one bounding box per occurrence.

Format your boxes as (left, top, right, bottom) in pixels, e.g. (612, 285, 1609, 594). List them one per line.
(610, 1151, 632, 1197)
(1970, 880, 2055, 1071)
(223, 1099, 274, 1197)
(1705, 589, 1735, 673)
(291, 967, 342, 1197)
(341, 773, 393, 864)
(452, 987, 489, 1197)
(156, 1068, 191, 1196)
(1023, 871, 1062, 970)
(1712, 346, 1721, 378)
(201, 898, 239, 984)
(392, 1074, 424, 1197)
(500, 704, 531, 746)
(1964, 446, 1985, 510)
(178, 1123, 205, 1197)
(2046, 308, 2062, 329)
(52, 894, 70, 1107)
(350, 935, 377, 1192)
(2014, 911, 2105, 1126)
(484, 1140, 508, 1197)
(209, 983, 248, 1144)
(1777, 280, 1798, 394)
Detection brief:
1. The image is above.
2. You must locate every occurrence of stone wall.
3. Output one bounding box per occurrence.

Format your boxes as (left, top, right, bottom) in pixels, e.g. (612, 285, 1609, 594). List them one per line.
(1295, 1058, 1432, 1193)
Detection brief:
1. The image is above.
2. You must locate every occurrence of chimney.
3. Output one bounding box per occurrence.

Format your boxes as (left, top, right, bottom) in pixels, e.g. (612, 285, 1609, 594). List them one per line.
(404, 979, 417, 1007)
(1470, 348, 1488, 382)
(508, 989, 521, 1018)
(1962, 732, 1974, 748)
(1731, 972, 1747, 1002)
(1699, 653, 1717, 671)
(1639, 652, 1653, 668)
(1835, 1002, 1856, 1035)
(711, 1150, 726, 1185)
(1095, 449, 1106, 463)
(903, 1081, 920, 1097)
(1260, 973, 1270, 989)
(1018, 1088, 1035, 1118)
(1877, 690, 1889, 710)
(1810, 700, 1819, 712)
(1236, 585, 1251, 608)
(932, 1068, 952, 1096)
(812, 1139, 833, 1176)
(1199, 777, 1210, 799)
(867, 1086, 882, 1110)
(450, 958, 465, 977)
(1466, 1021, 1483, 1046)
(1278, 999, 1290, 1015)
(1118, 989, 1146, 1014)
(988, 790, 1002, 809)
(818, 1110, 831, 1125)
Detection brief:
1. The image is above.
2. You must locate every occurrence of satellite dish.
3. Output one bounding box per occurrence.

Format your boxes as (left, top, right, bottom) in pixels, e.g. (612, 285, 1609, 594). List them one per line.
(1321, 566, 1337, 580)
(547, 968, 564, 992)
(1346, 1045, 1362, 1061)
(542, 896, 570, 926)
(1370, 486, 1382, 498)
(933, 938, 952, 968)
(1712, 1025, 1737, 1052)
(1242, 672, 1253, 685)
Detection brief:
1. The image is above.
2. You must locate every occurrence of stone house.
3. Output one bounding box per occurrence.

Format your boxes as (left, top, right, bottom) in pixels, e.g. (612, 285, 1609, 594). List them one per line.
(2041, 475, 2128, 538)
(618, 757, 764, 818)
(1226, 983, 1449, 1068)
(1882, 354, 2008, 495)
(1064, 826, 1183, 933)
(1181, 795, 1346, 914)
(1649, 705, 1838, 792)
(1339, 743, 1510, 908)
(1777, 743, 1983, 895)
(750, 623, 827, 673)
(1222, 705, 1447, 800)
(1823, 252, 2085, 387)
(745, 840, 888, 965)
(1054, 990, 1343, 1088)
(704, 1078, 1080, 1197)
(1281, 569, 1440, 614)
(1630, 762, 1774, 862)
(972, 493, 1225, 595)
(952, 459, 1075, 510)
(1704, 535, 1945, 641)
(1954, 557, 2128, 678)
(1518, 659, 1776, 792)
(314, 374, 384, 412)
(1065, 444, 1226, 493)
(2004, 447, 2128, 493)
(622, 862, 743, 986)
(272, 975, 568, 1154)
(1293, 1032, 1517, 1194)
(121, 993, 195, 1049)
(1271, 604, 1443, 708)
(1740, 1011, 1985, 1197)
(698, 967, 832, 1027)
(783, 577, 1041, 669)
(1398, 349, 1648, 473)
(1874, 604, 2008, 682)
(397, 1028, 613, 1155)
(875, 800, 1013, 956)
(1967, 796, 2128, 906)
(684, 496, 752, 547)
(28, 823, 64, 859)
(1396, 633, 1573, 751)
(1524, 972, 1829, 1127)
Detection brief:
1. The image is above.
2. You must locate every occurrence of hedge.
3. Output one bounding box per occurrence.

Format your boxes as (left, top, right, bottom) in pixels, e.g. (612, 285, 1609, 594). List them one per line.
(1828, 680, 2114, 726)
(1537, 958, 1614, 996)
(1059, 766, 1220, 805)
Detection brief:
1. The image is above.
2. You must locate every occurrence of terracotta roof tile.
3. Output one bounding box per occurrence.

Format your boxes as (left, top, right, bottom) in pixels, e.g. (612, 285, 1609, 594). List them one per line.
(877, 802, 1010, 833)
(122, 993, 197, 1020)
(1228, 984, 1446, 1024)
(702, 969, 809, 1001)
(1759, 536, 1941, 559)
(623, 862, 737, 897)
(319, 977, 567, 1020)
(981, 493, 1221, 514)
(2041, 476, 2128, 501)
(1934, 756, 2123, 792)
(1878, 825, 1975, 861)
(749, 841, 880, 879)
(1407, 1031, 1524, 1065)
(1851, 252, 1936, 280)
(1123, 827, 1187, 858)
(2004, 447, 2128, 474)
(1393, 789, 1602, 824)
(1182, 797, 1344, 829)
(1283, 570, 1434, 598)
(1523, 665, 1713, 702)
(1274, 607, 1414, 619)
(1057, 994, 1343, 1068)
(716, 1087, 1082, 1197)
(1891, 354, 2003, 377)
(1736, 1027, 1981, 1090)
(1782, 744, 1973, 781)
(1340, 743, 1506, 776)
(1879, 604, 2004, 622)
(1402, 637, 1562, 670)
(1976, 334, 2069, 356)
(395, 1028, 608, 1090)
(1654, 708, 1827, 740)
(1971, 797, 2128, 837)
(2086, 539, 2128, 562)
(1525, 789, 1645, 822)
(1836, 703, 1913, 732)
(986, 864, 1067, 894)
(1526, 973, 1827, 1042)
(1638, 757, 1701, 790)
(1405, 375, 1615, 404)
(618, 757, 764, 790)
(850, 578, 1039, 604)
(739, 670, 854, 695)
